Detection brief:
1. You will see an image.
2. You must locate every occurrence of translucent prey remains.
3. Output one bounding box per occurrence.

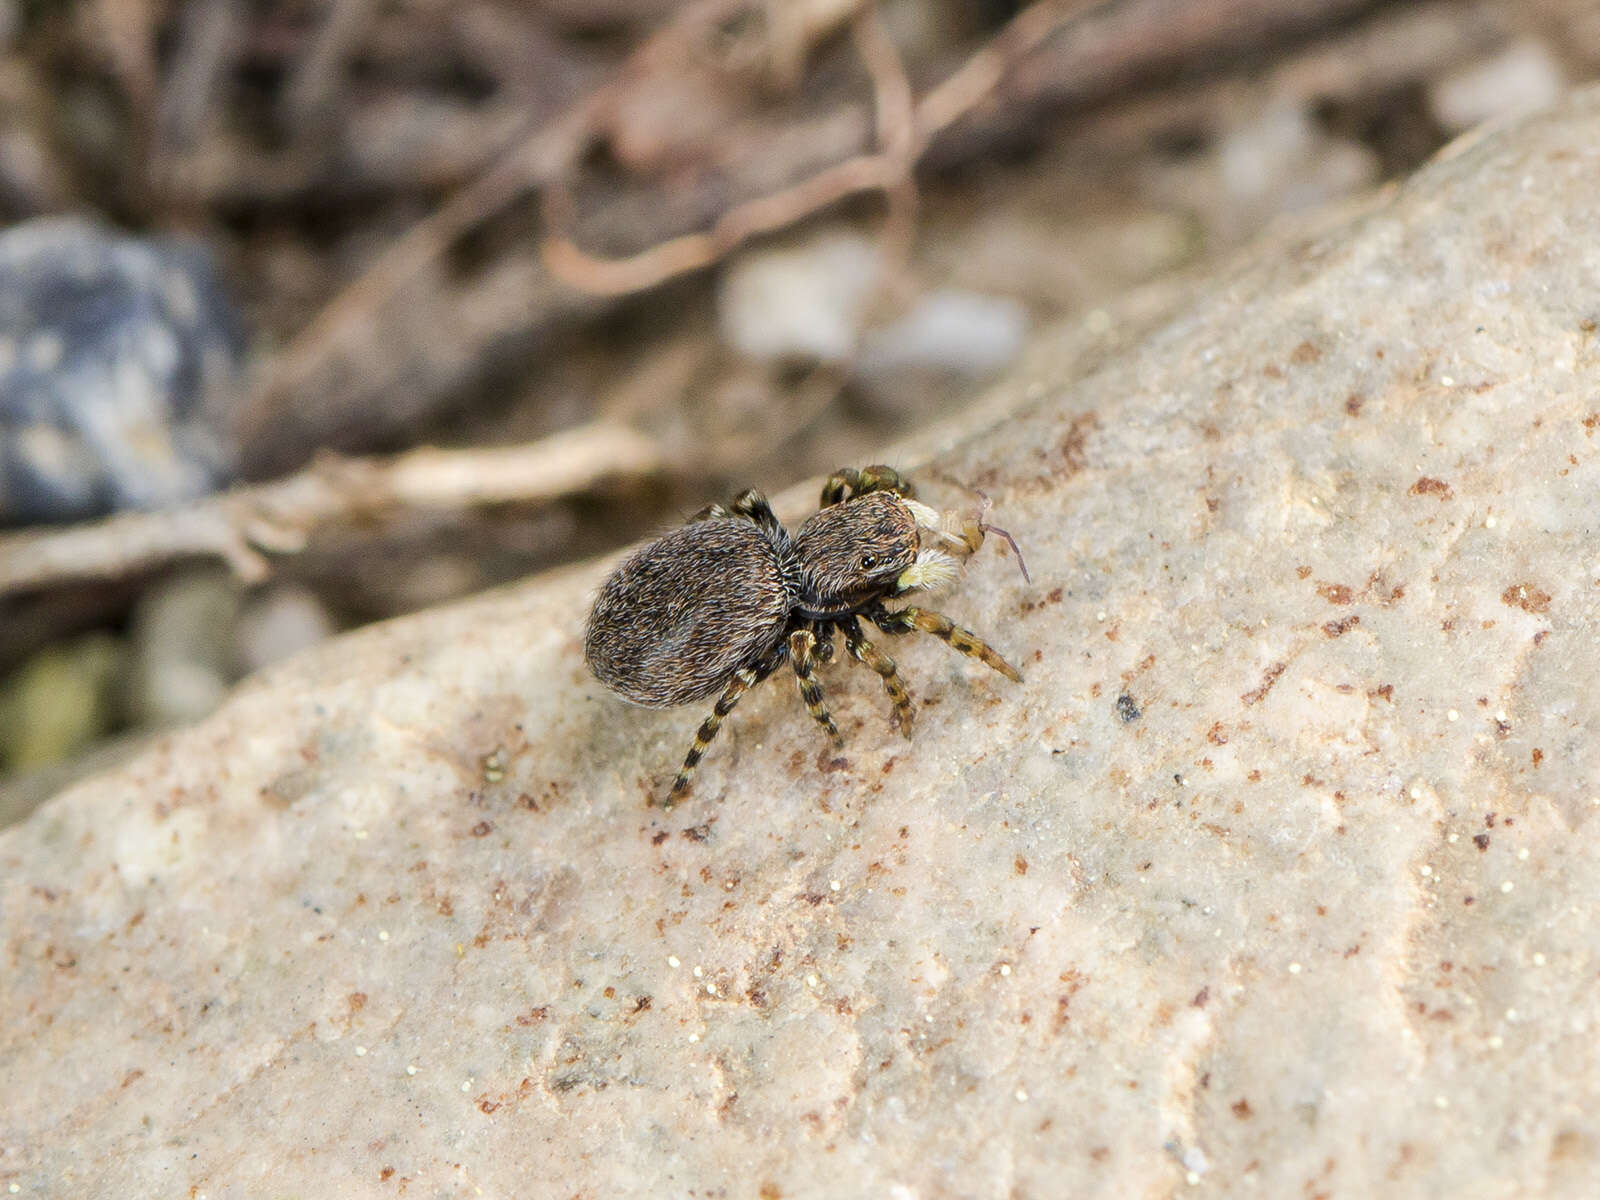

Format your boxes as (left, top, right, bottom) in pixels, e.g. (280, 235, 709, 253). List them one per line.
(584, 465, 1023, 805)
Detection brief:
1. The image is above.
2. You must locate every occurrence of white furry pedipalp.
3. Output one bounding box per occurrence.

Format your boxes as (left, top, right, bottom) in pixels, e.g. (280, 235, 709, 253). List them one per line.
(895, 547, 964, 594)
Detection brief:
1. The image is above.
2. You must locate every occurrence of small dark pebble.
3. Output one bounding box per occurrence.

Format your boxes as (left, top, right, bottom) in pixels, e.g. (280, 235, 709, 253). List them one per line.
(0, 217, 244, 524)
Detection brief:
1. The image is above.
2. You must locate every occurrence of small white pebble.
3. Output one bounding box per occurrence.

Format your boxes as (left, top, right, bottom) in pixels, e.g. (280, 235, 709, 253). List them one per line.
(1408, 786, 1422, 800)
(354, 1046, 367, 1057)
(9, 1185, 19, 1194)
(1533, 952, 1546, 966)
(1447, 833, 1459, 843)
(1485, 514, 1498, 529)
(1288, 962, 1303, 975)
(461, 1081, 472, 1092)
(1501, 881, 1514, 893)
(1096, 611, 1107, 621)
(693, 965, 703, 978)
(1015, 1087, 1029, 1102)
(1506, 1008, 1519, 1022)
(806, 973, 820, 988)
(353, 829, 369, 840)
(705, 983, 717, 996)
(1517, 848, 1530, 861)
(1420, 865, 1433, 877)
(1495, 711, 1508, 722)
(667, 955, 680, 968)
(830, 880, 841, 892)
(407, 1065, 418, 1075)
(1488, 1035, 1504, 1049)
(1434, 1095, 1449, 1110)
(1187, 1172, 1201, 1186)
(999, 964, 1012, 976)
(1446, 710, 1460, 722)
(378, 930, 390, 942)
(1440, 376, 1455, 387)
(688, 1032, 700, 1043)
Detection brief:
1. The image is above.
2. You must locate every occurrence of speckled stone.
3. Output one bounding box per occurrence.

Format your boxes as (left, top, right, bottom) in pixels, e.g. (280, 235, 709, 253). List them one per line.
(0, 217, 242, 524)
(5, 91, 1600, 1198)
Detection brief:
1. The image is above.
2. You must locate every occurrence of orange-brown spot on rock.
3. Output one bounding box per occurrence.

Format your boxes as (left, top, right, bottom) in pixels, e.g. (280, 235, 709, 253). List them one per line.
(760, 1184, 783, 1200)
(1291, 340, 1322, 364)
(1296, 565, 1312, 579)
(1532, 748, 1544, 767)
(1317, 582, 1355, 605)
(1207, 723, 1228, 745)
(1323, 615, 1361, 638)
(348, 992, 367, 1013)
(1056, 413, 1097, 473)
(1584, 413, 1600, 435)
(470, 821, 493, 837)
(1345, 393, 1365, 416)
(1241, 662, 1286, 706)
(516, 1006, 550, 1025)
(1014, 855, 1029, 876)
(1502, 583, 1551, 614)
(1192, 987, 1210, 1008)
(380, 1167, 395, 1182)
(1233, 1098, 1254, 1119)
(1409, 477, 1453, 499)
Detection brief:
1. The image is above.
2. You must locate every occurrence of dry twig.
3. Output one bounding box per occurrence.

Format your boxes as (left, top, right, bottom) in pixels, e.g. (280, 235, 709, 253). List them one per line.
(542, 0, 1097, 296)
(0, 424, 663, 596)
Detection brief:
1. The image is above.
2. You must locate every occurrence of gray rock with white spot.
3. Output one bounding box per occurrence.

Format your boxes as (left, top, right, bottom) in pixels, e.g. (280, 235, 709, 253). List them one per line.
(0, 217, 242, 524)
(7, 88, 1600, 1199)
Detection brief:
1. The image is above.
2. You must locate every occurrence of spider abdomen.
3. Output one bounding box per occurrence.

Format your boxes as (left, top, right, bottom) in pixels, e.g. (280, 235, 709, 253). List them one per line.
(584, 518, 791, 708)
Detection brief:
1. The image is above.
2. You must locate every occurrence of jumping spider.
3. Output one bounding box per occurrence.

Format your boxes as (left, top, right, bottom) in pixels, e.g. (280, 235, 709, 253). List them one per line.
(584, 465, 1023, 805)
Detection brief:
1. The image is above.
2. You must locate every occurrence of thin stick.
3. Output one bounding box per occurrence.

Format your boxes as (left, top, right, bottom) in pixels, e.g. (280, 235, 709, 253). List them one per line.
(0, 423, 662, 595)
(542, 0, 1097, 297)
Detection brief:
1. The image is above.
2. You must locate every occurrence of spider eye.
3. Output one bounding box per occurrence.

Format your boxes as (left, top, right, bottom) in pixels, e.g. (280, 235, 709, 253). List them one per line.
(860, 553, 877, 570)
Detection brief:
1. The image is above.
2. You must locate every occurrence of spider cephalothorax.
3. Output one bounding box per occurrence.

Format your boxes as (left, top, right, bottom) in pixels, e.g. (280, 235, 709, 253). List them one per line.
(584, 465, 1022, 805)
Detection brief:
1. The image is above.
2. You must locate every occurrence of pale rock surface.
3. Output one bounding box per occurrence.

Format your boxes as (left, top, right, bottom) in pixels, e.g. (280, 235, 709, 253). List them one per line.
(7, 91, 1600, 1198)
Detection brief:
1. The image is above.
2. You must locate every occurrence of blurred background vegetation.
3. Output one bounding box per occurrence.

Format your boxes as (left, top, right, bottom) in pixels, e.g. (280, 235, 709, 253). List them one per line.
(0, 0, 1593, 823)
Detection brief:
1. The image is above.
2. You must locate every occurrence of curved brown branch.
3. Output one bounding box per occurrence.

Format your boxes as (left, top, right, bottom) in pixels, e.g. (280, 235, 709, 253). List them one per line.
(0, 424, 663, 596)
(541, 0, 1095, 297)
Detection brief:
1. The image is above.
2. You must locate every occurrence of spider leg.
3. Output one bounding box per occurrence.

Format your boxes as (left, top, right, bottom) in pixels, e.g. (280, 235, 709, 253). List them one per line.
(811, 622, 837, 664)
(693, 489, 783, 538)
(819, 468, 860, 507)
(729, 489, 783, 537)
(865, 604, 1023, 683)
(665, 658, 776, 806)
(789, 629, 843, 747)
(840, 616, 914, 738)
(820, 464, 915, 507)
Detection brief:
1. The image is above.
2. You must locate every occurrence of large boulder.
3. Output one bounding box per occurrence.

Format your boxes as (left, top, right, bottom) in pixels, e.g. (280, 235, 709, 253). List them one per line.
(5, 89, 1600, 1197)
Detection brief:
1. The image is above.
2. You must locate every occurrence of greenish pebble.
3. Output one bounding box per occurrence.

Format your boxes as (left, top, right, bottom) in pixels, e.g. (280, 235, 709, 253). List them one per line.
(0, 632, 124, 770)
